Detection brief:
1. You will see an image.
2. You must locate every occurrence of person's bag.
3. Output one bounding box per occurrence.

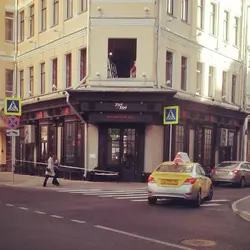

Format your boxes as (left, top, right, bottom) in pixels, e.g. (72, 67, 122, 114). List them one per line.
(46, 167, 51, 172)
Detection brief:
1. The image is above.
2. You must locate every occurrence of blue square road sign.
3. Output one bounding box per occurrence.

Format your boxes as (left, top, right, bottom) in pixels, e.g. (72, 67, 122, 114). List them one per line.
(4, 97, 22, 116)
(163, 106, 179, 125)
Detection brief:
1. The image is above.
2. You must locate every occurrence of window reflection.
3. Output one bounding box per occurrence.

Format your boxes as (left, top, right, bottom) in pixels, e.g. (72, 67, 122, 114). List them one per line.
(40, 126, 48, 162)
(108, 128, 120, 164)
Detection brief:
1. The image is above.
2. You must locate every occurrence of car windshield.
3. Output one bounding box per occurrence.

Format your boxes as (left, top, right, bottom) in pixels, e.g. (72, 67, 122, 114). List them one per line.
(217, 162, 239, 168)
(156, 164, 193, 173)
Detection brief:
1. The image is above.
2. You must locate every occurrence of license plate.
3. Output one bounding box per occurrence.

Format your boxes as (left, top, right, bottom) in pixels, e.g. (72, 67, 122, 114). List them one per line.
(216, 171, 228, 175)
(160, 179, 178, 185)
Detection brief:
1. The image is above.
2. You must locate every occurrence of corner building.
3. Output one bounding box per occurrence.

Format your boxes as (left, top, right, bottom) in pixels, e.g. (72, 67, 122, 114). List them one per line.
(16, 0, 249, 181)
(0, 0, 15, 169)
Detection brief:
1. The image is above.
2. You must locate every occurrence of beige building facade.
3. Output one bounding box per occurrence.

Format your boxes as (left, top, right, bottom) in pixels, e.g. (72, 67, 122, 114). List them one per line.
(6, 0, 250, 181)
(0, 0, 15, 168)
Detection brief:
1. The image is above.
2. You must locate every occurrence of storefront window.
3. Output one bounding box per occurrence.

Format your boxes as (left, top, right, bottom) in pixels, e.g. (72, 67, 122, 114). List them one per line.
(108, 128, 120, 165)
(64, 122, 76, 164)
(228, 131, 235, 146)
(40, 126, 48, 162)
(175, 125, 185, 154)
(204, 128, 212, 167)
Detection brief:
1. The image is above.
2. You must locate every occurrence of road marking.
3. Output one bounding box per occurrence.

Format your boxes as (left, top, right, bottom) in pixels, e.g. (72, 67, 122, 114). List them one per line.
(94, 225, 195, 250)
(71, 219, 86, 224)
(131, 199, 148, 202)
(34, 211, 46, 215)
(100, 193, 146, 197)
(18, 207, 28, 210)
(201, 203, 221, 207)
(232, 195, 250, 213)
(50, 215, 64, 219)
(208, 199, 229, 202)
(6, 204, 14, 207)
(115, 196, 148, 200)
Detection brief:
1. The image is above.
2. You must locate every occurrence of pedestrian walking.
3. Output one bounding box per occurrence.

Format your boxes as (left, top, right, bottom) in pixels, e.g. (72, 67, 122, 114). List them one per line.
(43, 153, 59, 187)
(53, 158, 60, 186)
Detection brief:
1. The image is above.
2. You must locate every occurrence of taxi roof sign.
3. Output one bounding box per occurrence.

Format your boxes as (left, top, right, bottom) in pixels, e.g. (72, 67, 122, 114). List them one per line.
(173, 152, 191, 164)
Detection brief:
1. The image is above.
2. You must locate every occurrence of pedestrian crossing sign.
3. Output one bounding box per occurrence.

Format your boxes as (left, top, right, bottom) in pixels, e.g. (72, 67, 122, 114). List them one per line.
(4, 97, 22, 116)
(163, 106, 179, 125)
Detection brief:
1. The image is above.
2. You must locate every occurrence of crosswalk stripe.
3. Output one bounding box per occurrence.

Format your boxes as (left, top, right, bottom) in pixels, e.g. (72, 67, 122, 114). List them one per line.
(68, 190, 147, 195)
(208, 199, 229, 202)
(201, 203, 221, 207)
(131, 199, 148, 202)
(100, 193, 146, 198)
(115, 196, 148, 200)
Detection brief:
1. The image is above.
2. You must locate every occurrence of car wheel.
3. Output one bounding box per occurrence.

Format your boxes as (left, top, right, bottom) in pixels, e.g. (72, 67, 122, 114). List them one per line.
(239, 177, 245, 188)
(148, 197, 157, 205)
(204, 185, 213, 201)
(192, 190, 202, 208)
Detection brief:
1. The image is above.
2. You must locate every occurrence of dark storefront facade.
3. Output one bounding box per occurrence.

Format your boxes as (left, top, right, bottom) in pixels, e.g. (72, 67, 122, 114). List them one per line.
(16, 90, 246, 181)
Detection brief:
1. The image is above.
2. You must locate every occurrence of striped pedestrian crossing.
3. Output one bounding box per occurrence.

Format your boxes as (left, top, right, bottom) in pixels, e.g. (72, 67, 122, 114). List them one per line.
(55, 188, 230, 207)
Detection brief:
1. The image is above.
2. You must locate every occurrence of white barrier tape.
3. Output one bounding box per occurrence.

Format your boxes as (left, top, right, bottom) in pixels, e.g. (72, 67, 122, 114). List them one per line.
(15, 160, 119, 174)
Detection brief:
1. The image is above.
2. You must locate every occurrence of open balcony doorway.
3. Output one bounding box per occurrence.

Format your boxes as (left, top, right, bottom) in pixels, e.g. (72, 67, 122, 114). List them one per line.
(108, 38, 137, 78)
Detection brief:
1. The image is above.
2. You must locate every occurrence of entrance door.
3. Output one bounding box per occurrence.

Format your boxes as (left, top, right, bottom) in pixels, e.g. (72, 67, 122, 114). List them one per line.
(98, 125, 145, 182)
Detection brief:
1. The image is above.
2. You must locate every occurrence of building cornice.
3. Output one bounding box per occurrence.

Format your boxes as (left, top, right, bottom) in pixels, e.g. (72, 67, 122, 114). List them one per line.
(17, 28, 87, 62)
(91, 0, 154, 2)
(90, 18, 155, 26)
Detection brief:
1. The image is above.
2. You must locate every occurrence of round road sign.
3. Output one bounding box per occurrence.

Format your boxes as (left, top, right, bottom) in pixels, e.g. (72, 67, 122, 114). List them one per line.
(6, 116, 20, 129)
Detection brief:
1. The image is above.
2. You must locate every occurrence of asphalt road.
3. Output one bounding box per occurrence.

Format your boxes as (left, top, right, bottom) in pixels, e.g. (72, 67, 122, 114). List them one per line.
(0, 185, 250, 250)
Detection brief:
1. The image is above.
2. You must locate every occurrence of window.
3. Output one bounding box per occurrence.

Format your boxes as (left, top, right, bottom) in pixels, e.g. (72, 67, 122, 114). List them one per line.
(223, 11, 229, 42)
(166, 51, 173, 87)
(41, 0, 47, 31)
(197, 0, 203, 29)
(53, 0, 59, 26)
(5, 12, 14, 41)
(64, 122, 76, 164)
(29, 67, 34, 94)
(181, 56, 187, 90)
(5, 69, 13, 97)
(19, 11, 25, 41)
(166, 0, 174, 15)
(196, 62, 202, 93)
(222, 71, 227, 97)
(40, 126, 48, 162)
(181, 0, 188, 22)
(66, 53, 72, 88)
(209, 3, 216, 35)
(231, 74, 237, 103)
(52, 58, 58, 90)
(29, 5, 34, 37)
(66, 0, 73, 19)
(40, 63, 45, 94)
(208, 66, 214, 97)
(80, 48, 87, 80)
(19, 70, 24, 98)
(175, 125, 185, 154)
(233, 17, 239, 46)
(80, 0, 87, 12)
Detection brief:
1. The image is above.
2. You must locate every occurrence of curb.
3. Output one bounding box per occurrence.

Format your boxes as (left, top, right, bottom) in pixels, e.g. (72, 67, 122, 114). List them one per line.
(231, 195, 250, 223)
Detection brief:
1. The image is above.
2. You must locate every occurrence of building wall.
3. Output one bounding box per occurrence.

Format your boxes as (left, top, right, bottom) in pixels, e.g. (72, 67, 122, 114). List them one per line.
(17, 0, 88, 97)
(158, 0, 245, 106)
(0, 0, 15, 167)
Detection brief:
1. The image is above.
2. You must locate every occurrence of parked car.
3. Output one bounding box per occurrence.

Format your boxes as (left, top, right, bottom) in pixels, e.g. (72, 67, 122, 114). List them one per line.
(211, 161, 250, 188)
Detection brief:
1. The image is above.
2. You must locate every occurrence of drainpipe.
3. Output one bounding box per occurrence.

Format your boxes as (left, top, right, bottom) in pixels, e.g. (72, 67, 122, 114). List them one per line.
(65, 91, 88, 178)
(155, 0, 161, 88)
(74, 0, 90, 90)
(243, 115, 250, 161)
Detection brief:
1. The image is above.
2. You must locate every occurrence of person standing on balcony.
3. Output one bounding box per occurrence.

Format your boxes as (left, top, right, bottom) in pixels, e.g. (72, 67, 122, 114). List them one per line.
(130, 61, 136, 78)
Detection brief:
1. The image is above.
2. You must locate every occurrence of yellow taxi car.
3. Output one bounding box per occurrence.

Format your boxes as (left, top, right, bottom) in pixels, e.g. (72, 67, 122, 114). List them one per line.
(147, 152, 213, 208)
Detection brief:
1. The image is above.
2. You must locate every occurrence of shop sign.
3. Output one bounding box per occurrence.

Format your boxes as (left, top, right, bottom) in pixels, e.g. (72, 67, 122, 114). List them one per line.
(114, 102, 128, 110)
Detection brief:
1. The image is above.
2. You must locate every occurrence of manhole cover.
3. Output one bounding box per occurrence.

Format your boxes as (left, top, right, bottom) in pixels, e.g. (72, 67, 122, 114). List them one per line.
(181, 239, 216, 247)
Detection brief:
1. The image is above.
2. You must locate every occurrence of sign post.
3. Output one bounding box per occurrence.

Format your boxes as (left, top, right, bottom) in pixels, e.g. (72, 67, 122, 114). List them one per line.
(163, 106, 179, 161)
(4, 97, 22, 183)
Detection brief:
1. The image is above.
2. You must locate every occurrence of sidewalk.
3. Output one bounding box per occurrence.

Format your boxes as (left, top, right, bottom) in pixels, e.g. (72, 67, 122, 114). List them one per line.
(232, 196, 250, 223)
(0, 172, 147, 190)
